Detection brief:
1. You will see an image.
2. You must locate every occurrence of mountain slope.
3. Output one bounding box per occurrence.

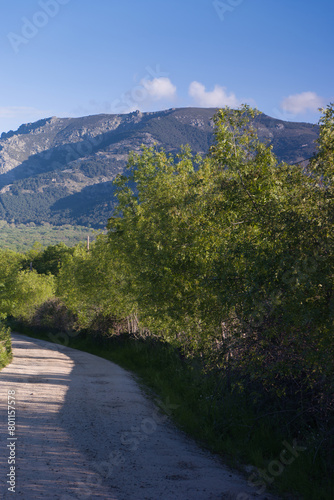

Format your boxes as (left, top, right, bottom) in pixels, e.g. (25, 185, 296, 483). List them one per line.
(0, 108, 319, 228)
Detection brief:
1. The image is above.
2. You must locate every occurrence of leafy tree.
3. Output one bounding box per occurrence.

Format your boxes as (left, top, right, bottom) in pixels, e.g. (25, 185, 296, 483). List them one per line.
(107, 104, 334, 397)
(0, 248, 55, 321)
(12, 270, 55, 321)
(24, 242, 76, 276)
(57, 237, 134, 330)
(107, 144, 220, 338)
(0, 250, 23, 319)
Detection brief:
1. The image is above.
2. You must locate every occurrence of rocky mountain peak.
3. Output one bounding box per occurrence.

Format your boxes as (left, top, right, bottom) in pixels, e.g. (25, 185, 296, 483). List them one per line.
(0, 108, 319, 228)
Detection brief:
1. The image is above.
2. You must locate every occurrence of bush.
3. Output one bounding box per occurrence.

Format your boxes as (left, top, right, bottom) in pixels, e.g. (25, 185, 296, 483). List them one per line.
(29, 297, 77, 334)
(0, 323, 12, 370)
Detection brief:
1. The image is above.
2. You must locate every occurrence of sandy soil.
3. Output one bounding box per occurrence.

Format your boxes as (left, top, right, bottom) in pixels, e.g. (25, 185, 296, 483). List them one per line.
(0, 333, 277, 499)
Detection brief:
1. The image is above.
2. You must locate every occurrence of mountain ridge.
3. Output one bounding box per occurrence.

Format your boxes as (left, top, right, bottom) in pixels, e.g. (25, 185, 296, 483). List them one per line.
(0, 107, 319, 228)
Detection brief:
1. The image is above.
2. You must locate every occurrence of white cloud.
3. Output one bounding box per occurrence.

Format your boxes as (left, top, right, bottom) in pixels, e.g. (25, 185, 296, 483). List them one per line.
(189, 81, 240, 108)
(141, 77, 177, 101)
(281, 92, 325, 115)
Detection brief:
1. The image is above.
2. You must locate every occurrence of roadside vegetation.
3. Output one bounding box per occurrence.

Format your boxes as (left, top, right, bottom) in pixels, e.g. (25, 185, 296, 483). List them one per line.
(0, 323, 12, 370)
(2, 104, 334, 499)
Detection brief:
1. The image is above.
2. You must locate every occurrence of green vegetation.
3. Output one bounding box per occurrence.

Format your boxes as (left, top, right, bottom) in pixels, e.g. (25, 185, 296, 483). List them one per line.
(0, 322, 12, 369)
(1, 104, 333, 499)
(0, 220, 97, 252)
(0, 248, 55, 322)
(0, 108, 318, 229)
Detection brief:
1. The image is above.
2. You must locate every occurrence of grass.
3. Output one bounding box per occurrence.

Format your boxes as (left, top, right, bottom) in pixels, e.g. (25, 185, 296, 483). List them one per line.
(9, 321, 334, 500)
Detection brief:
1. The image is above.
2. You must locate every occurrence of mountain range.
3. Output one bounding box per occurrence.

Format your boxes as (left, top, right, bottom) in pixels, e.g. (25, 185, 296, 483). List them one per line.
(0, 108, 319, 228)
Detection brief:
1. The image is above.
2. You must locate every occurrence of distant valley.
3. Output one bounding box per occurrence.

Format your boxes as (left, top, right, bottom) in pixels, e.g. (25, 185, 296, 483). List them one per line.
(0, 108, 319, 229)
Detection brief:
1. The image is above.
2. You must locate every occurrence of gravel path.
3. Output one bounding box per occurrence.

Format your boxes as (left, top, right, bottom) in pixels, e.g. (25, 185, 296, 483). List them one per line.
(0, 333, 275, 499)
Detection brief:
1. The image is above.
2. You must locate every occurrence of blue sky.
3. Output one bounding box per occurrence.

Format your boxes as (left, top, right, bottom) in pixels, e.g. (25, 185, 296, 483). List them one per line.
(0, 0, 333, 134)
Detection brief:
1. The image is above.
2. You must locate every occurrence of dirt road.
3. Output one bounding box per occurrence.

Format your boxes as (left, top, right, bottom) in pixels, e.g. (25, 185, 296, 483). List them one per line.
(0, 333, 274, 499)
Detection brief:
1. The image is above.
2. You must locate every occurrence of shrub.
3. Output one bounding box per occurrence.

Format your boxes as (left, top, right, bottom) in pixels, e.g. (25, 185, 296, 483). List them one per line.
(0, 322, 12, 370)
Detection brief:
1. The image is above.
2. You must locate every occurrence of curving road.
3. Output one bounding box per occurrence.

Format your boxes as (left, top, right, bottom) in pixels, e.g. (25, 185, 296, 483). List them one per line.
(0, 333, 274, 499)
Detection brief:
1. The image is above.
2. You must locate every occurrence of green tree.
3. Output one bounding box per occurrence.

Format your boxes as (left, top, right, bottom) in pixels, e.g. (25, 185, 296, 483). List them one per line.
(107, 103, 334, 395)
(108, 144, 221, 338)
(0, 248, 55, 322)
(23, 242, 75, 276)
(0, 249, 24, 319)
(57, 237, 134, 330)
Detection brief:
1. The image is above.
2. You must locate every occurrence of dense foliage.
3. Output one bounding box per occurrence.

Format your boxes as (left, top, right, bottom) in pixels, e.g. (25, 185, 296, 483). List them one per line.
(102, 105, 334, 406)
(0, 248, 55, 322)
(3, 104, 333, 398)
(57, 237, 134, 330)
(1, 104, 333, 498)
(0, 322, 12, 369)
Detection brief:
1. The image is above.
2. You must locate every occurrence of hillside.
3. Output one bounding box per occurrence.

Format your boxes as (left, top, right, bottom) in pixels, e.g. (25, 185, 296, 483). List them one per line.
(0, 108, 319, 228)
